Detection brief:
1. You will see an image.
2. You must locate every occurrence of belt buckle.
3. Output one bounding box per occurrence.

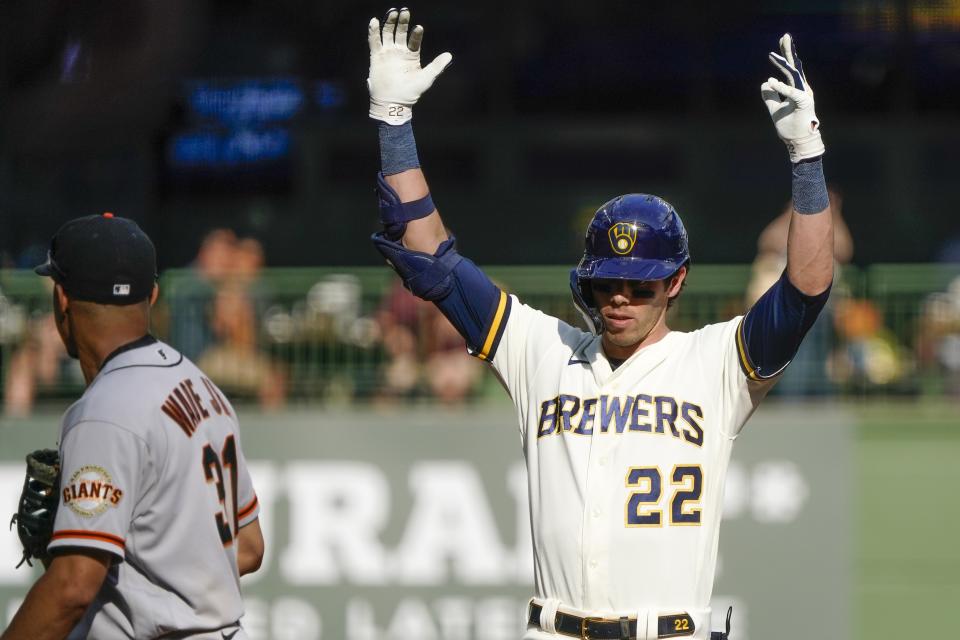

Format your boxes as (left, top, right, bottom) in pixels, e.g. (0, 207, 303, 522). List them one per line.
(580, 616, 605, 640)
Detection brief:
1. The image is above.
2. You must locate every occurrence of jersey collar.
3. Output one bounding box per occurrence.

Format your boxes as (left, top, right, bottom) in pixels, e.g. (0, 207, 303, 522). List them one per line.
(578, 331, 677, 387)
(96, 335, 183, 378)
(99, 334, 158, 371)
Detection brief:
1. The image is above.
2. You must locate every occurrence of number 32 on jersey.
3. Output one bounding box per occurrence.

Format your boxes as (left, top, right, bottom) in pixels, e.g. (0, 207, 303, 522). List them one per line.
(625, 465, 702, 527)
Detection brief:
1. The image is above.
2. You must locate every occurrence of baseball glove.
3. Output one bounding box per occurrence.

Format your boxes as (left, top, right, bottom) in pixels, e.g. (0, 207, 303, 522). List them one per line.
(9, 449, 60, 568)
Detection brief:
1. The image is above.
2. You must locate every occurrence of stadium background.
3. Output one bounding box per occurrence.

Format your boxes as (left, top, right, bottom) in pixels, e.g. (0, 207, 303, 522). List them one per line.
(1, 1, 958, 639)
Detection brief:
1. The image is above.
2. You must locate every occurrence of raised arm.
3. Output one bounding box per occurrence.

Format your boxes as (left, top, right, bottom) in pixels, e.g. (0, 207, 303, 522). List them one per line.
(762, 33, 833, 295)
(367, 9, 510, 361)
(367, 9, 450, 253)
(737, 34, 835, 381)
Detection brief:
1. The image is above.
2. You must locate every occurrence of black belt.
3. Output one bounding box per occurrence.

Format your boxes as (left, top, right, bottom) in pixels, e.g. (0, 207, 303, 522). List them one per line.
(528, 603, 732, 640)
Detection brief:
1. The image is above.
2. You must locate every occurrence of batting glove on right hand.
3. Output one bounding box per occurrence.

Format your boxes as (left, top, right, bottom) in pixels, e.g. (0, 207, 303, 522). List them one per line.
(761, 33, 825, 163)
(368, 8, 453, 125)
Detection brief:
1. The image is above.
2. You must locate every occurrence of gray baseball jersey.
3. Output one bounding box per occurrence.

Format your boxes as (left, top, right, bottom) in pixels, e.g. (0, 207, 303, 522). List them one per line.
(485, 297, 777, 640)
(47, 336, 259, 639)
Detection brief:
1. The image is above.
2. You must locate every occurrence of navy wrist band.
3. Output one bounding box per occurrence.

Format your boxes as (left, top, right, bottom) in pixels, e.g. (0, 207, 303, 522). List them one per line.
(792, 157, 829, 214)
(378, 121, 420, 175)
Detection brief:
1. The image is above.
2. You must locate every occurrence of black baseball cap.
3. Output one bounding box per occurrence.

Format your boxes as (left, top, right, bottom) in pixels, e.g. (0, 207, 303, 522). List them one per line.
(35, 213, 158, 305)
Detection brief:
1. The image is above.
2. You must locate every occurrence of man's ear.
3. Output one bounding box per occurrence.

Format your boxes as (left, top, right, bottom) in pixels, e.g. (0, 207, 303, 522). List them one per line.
(54, 283, 70, 316)
(668, 265, 688, 297)
(149, 283, 159, 306)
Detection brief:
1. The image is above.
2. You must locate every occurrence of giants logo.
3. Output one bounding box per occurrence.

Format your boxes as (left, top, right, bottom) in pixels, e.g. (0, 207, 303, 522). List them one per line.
(63, 465, 123, 517)
(608, 222, 638, 255)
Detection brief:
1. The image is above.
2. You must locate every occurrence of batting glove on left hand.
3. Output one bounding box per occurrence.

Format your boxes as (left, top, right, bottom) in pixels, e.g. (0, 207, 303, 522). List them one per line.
(367, 8, 453, 125)
(761, 33, 825, 163)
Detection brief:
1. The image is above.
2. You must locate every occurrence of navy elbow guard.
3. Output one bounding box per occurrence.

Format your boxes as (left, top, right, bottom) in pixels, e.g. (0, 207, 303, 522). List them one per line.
(376, 172, 436, 241)
(371, 232, 508, 358)
(738, 271, 831, 380)
(372, 233, 462, 301)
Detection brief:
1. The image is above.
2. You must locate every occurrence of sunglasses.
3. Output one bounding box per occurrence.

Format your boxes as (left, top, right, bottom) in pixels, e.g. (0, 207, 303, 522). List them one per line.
(591, 279, 656, 299)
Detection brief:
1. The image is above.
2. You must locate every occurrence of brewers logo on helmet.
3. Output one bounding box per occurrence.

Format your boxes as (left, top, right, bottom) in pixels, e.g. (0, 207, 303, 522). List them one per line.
(570, 194, 690, 333)
(608, 222, 639, 255)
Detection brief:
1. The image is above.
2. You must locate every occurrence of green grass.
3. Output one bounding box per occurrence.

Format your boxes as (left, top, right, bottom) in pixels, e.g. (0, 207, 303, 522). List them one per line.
(856, 403, 960, 640)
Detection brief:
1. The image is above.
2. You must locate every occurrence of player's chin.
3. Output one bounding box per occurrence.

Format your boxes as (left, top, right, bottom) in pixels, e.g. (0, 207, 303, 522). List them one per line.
(602, 315, 634, 333)
(604, 316, 656, 345)
(603, 325, 641, 346)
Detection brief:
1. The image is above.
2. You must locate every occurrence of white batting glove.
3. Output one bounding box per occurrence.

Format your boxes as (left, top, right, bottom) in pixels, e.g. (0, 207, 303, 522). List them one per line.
(761, 33, 825, 163)
(367, 8, 453, 125)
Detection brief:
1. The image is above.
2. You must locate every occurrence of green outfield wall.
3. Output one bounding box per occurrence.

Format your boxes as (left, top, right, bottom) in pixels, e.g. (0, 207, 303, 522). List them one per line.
(0, 403, 853, 640)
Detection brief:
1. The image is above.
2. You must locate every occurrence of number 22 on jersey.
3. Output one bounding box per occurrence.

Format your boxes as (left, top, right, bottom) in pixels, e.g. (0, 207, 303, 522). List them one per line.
(202, 434, 239, 546)
(625, 465, 702, 527)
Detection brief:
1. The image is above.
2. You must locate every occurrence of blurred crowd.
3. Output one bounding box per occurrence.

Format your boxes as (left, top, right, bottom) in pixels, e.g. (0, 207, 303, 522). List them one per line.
(747, 189, 960, 396)
(2, 290, 82, 417)
(168, 229, 287, 409)
(917, 276, 960, 396)
(376, 280, 483, 405)
(0, 227, 484, 416)
(3, 211, 960, 416)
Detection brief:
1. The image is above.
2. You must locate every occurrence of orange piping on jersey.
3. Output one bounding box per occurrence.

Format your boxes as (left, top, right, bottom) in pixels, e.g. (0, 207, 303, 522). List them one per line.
(735, 319, 763, 381)
(238, 496, 259, 520)
(51, 530, 125, 549)
(477, 290, 508, 361)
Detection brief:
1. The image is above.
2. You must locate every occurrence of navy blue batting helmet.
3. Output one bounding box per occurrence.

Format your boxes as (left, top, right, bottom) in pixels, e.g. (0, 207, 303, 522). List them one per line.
(570, 194, 690, 334)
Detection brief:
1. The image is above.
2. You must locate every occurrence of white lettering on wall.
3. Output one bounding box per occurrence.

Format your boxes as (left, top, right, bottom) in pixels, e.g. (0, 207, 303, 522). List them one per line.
(280, 462, 389, 584)
(243, 596, 324, 640)
(272, 597, 323, 640)
(344, 597, 529, 640)
(386, 598, 440, 640)
(392, 462, 506, 584)
(0, 465, 33, 586)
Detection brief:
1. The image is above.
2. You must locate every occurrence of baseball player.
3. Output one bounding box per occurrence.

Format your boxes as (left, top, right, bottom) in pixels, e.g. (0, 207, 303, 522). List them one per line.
(2, 214, 264, 640)
(367, 9, 833, 640)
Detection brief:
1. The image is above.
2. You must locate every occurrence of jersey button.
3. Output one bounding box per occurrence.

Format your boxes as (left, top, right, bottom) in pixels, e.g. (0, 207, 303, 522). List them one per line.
(589, 559, 598, 569)
(599, 456, 608, 466)
(592, 507, 601, 518)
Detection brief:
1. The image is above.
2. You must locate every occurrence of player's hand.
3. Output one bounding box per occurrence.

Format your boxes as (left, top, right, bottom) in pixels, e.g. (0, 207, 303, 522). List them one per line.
(761, 33, 825, 163)
(367, 8, 453, 125)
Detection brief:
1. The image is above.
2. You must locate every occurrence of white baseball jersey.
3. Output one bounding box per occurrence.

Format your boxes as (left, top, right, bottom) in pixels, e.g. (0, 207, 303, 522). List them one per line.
(484, 296, 777, 640)
(47, 336, 259, 640)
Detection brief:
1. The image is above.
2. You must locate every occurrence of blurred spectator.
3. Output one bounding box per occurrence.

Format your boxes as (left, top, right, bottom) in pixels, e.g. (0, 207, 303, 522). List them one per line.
(747, 188, 854, 396)
(916, 275, 960, 396)
(376, 280, 483, 404)
(197, 280, 287, 410)
(828, 298, 906, 389)
(234, 238, 265, 284)
(169, 228, 237, 360)
(172, 229, 287, 409)
(231, 237, 274, 335)
(747, 188, 854, 303)
(3, 310, 81, 417)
